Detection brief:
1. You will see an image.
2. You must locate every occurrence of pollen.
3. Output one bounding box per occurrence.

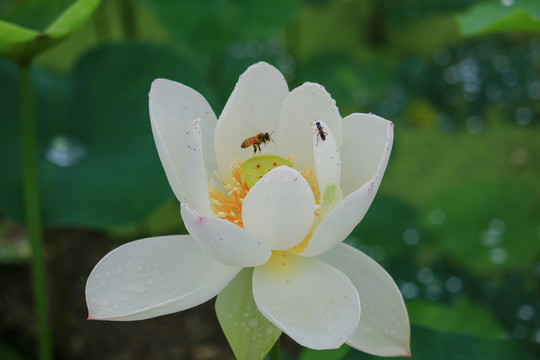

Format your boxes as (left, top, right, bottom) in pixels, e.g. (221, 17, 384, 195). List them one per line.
(208, 157, 321, 230)
(208, 159, 249, 228)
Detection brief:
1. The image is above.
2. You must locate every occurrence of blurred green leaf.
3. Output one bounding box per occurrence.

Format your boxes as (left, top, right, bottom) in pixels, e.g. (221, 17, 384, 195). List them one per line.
(300, 345, 350, 360)
(0, 42, 210, 228)
(423, 182, 540, 273)
(347, 195, 418, 264)
(344, 326, 536, 360)
(145, 0, 299, 55)
(456, 0, 540, 36)
(44, 0, 100, 39)
(407, 300, 505, 339)
(215, 268, 281, 360)
(0, 0, 100, 61)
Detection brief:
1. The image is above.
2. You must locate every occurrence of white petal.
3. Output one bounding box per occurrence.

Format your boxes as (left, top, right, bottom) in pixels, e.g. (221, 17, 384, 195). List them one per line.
(183, 119, 212, 216)
(340, 113, 393, 197)
(312, 119, 341, 199)
(214, 62, 289, 181)
(319, 243, 410, 357)
(300, 181, 375, 257)
(242, 166, 315, 251)
(86, 235, 241, 321)
(181, 203, 271, 267)
(253, 253, 360, 350)
(149, 79, 218, 202)
(278, 83, 342, 171)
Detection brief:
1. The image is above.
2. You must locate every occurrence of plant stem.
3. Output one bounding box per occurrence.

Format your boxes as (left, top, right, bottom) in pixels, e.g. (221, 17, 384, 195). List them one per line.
(19, 61, 52, 360)
(268, 338, 281, 360)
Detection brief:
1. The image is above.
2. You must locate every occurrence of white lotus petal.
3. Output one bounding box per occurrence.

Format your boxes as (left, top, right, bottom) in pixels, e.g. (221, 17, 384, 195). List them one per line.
(319, 243, 410, 357)
(183, 119, 212, 216)
(300, 181, 375, 257)
(312, 119, 341, 199)
(181, 203, 271, 267)
(214, 62, 289, 181)
(340, 113, 393, 197)
(253, 253, 360, 350)
(86, 235, 241, 321)
(149, 79, 218, 202)
(242, 166, 315, 251)
(278, 83, 342, 171)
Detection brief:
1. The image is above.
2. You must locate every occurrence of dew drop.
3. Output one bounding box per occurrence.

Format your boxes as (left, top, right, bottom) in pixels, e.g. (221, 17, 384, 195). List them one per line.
(117, 293, 131, 302)
(45, 135, 88, 167)
(126, 282, 146, 294)
(248, 319, 258, 328)
(96, 298, 110, 306)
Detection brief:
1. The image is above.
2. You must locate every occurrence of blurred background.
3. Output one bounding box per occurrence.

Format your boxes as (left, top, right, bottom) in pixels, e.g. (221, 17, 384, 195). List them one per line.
(1, 0, 539, 359)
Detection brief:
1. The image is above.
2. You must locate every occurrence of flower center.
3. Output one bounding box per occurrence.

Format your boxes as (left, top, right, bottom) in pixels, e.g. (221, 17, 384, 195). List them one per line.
(208, 155, 321, 232)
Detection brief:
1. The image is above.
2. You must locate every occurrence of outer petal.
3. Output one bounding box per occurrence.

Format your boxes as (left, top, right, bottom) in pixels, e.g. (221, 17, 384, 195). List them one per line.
(183, 119, 211, 216)
(181, 203, 271, 267)
(149, 79, 218, 202)
(340, 113, 393, 197)
(242, 166, 315, 251)
(318, 243, 410, 357)
(252, 252, 360, 350)
(300, 180, 375, 257)
(278, 83, 343, 171)
(214, 62, 289, 181)
(86, 235, 241, 321)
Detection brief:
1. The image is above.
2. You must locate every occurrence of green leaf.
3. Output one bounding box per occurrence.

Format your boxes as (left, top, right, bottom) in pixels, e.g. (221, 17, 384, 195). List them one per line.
(215, 268, 281, 360)
(407, 300, 505, 339)
(0, 42, 210, 228)
(300, 345, 350, 360)
(456, 0, 540, 36)
(146, 0, 299, 55)
(343, 326, 536, 360)
(44, 0, 100, 39)
(0, 0, 100, 61)
(423, 182, 540, 273)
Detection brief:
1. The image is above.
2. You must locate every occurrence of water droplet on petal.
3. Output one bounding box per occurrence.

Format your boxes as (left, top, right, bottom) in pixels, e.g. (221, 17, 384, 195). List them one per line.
(126, 282, 146, 294)
(96, 298, 110, 306)
(45, 135, 88, 167)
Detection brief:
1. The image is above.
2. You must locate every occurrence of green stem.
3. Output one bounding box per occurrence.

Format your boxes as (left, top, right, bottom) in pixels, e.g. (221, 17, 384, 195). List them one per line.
(19, 61, 52, 360)
(268, 338, 281, 360)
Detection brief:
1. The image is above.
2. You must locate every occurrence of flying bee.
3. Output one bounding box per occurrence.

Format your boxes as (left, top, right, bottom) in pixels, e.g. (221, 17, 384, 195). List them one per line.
(311, 121, 328, 144)
(241, 132, 274, 154)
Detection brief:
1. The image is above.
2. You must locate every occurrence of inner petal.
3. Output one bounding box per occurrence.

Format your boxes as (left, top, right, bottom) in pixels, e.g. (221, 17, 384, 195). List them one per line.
(242, 166, 315, 251)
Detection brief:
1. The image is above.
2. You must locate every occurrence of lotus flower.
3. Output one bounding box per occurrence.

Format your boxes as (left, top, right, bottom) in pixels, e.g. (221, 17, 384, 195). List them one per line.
(86, 62, 410, 358)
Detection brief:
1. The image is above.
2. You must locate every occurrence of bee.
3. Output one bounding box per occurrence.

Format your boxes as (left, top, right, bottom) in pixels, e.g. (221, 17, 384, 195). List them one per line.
(241, 132, 274, 154)
(312, 121, 328, 144)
